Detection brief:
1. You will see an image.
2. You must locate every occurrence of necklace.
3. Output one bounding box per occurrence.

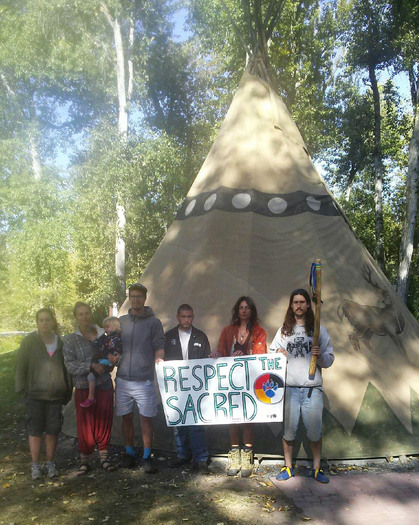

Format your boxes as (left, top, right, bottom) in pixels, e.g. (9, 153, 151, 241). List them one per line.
(239, 328, 248, 341)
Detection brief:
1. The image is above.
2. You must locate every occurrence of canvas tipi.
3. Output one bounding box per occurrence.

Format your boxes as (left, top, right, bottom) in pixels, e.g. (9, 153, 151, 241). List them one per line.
(119, 56, 418, 458)
(65, 5, 419, 459)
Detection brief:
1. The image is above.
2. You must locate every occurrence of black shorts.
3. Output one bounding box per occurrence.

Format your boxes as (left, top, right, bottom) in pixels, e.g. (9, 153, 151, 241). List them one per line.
(26, 398, 63, 436)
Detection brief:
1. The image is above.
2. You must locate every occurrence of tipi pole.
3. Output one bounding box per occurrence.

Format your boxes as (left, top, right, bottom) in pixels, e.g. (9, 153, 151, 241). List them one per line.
(308, 260, 322, 380)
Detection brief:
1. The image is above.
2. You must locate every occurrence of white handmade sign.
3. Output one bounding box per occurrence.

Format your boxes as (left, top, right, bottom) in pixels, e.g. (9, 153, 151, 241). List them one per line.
(156, 353, 286, 427)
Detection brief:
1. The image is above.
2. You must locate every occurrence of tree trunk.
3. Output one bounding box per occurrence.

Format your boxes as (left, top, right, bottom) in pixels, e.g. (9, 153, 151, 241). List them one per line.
(369, 63, 386, 273)
(345, 164, 357, 202)
(101, 1, 134, 301)
(1, 73, 43, 180)
(29, 132, 42, 181)
(397, 78, 418, 303)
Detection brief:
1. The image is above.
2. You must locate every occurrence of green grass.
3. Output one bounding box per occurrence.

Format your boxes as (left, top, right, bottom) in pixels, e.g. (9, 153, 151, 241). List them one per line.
(0, 335, 23, 354)
(0, 350, 25, 430)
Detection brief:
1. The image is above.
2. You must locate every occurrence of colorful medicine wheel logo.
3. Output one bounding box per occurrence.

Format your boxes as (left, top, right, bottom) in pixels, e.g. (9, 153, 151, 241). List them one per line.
(254, 373, 284, 404)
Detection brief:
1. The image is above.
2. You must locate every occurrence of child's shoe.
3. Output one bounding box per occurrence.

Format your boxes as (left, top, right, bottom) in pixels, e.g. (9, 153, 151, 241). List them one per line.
(80, 398, 96, 408)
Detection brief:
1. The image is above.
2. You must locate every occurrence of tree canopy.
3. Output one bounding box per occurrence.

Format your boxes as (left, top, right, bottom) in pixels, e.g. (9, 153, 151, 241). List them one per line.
(0, 0, 417, 329)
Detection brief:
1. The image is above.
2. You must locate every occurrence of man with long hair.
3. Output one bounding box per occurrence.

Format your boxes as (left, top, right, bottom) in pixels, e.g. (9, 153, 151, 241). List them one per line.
(270, 289, 334, 483)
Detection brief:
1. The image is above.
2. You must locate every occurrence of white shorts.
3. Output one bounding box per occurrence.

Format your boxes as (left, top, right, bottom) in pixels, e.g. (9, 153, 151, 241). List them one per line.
(115, 377, 157, 418)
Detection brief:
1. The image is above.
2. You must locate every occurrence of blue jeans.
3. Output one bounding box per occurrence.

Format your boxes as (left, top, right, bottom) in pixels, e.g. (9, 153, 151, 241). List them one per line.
(174, 426, 208, 462)
(283, 387, 323, 442)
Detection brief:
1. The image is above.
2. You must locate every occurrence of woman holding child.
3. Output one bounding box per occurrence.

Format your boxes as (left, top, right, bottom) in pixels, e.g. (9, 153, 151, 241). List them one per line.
(63, 302, 116, 474)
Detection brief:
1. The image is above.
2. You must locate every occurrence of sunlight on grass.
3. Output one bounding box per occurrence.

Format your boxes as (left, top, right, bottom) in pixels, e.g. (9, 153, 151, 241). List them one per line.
(0, 350, 25, 429)
(0, 335, 23, 355)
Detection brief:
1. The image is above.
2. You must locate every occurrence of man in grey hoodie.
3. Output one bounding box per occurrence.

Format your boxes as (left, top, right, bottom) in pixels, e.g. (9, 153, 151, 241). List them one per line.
(113, 283, 165, 473)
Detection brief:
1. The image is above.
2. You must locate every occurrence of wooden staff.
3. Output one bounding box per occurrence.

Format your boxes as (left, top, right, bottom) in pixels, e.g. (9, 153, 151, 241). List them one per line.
(308, 259, 322, 380)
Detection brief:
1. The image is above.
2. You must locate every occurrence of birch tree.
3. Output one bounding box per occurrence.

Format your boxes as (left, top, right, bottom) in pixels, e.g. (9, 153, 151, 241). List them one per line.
(99, 1, 134, 300)
(391, 0, 419, 304)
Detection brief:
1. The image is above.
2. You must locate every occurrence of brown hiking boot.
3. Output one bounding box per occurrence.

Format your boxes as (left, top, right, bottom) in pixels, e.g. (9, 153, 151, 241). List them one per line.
(227, 448, 241, 476)
(240, 448, 254, 477)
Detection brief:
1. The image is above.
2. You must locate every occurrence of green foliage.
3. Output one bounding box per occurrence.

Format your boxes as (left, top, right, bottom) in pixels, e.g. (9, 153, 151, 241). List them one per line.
(337, 169, 405, 283)
(0, 351, 24, 429)
(0, 166, 77, 330)
(0, 0, 417, 326)
(0, 336, 24, 355)
(69, 123, 192, 309)
(344, 0, 396, 73)
(189, 1, 341, 154)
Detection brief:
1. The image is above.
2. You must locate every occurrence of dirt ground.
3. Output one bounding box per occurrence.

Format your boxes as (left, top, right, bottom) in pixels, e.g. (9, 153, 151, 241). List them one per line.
(0, 421, 305, 525)
(1, 420, 418, 525)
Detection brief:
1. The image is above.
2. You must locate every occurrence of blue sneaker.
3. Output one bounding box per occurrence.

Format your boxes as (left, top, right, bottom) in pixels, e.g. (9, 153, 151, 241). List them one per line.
(276, 466, 295, 481)
(312, 468, 329, 483)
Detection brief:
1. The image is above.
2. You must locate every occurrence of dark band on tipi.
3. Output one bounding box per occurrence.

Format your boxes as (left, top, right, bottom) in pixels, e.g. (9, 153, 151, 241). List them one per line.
(175, 186, 340, 220)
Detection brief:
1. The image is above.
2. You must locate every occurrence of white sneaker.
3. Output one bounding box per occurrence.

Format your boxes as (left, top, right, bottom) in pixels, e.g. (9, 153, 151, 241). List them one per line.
(31, 463, 43, 480)
(45, 461, 59, 478)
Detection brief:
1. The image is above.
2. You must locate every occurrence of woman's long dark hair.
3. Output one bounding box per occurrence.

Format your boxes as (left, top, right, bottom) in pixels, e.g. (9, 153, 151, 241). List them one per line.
(281, 289, 314, 337)
(230, 296, 259, 331)
(36, 308, 59, 334)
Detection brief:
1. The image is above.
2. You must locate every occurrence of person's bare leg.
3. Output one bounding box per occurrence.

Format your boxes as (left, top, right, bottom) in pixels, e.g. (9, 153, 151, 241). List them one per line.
(140, 415, 153, 449)
(242, 424, 254, 448)
(282, 437, 294, 467)
(309, 438, 322, 470)
(229, 425, 240, 447)
(227, 425, 242, 475)
(29, 435, 42, 463)
(241, 424, 255, 477)
(45, 434, 57, 462)
(87, 380, 96, 401)
(140, 415, 157, 473)
(122, 412, 134, 447)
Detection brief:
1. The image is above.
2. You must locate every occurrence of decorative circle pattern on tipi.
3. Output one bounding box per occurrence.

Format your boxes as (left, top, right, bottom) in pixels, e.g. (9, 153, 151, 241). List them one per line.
(176, 186, 338, 220)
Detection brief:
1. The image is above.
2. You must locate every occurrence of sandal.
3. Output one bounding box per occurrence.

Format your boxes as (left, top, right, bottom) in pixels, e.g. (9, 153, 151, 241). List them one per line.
(100, 459, 116, 472)
(76, 463, 90, 476)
